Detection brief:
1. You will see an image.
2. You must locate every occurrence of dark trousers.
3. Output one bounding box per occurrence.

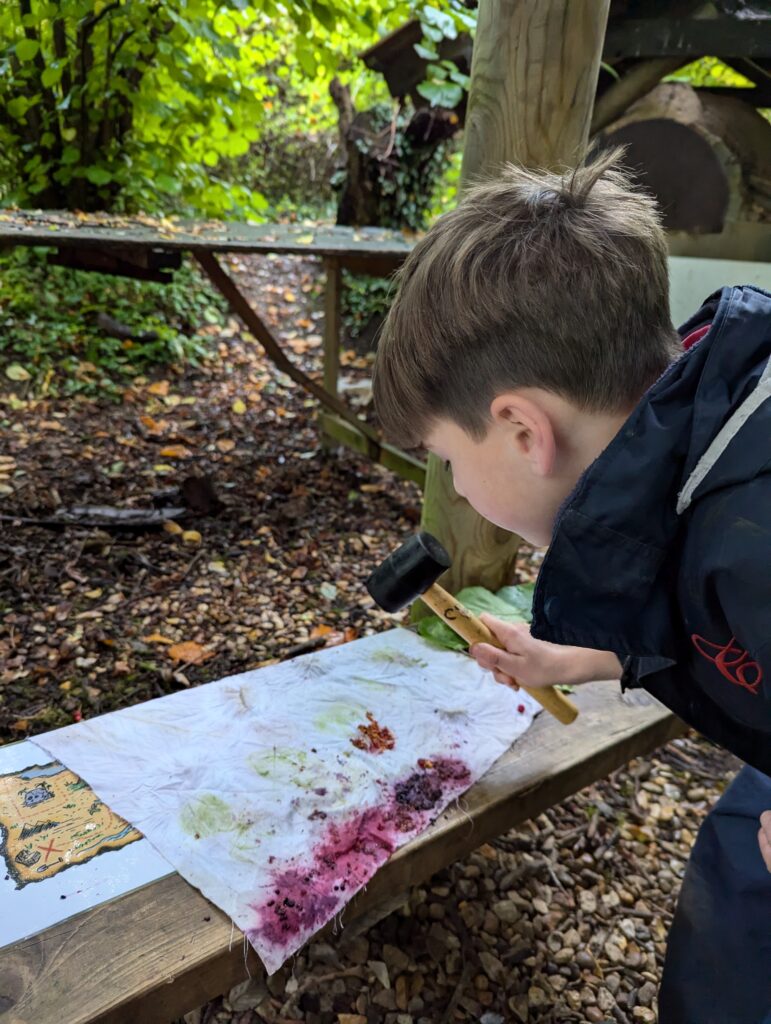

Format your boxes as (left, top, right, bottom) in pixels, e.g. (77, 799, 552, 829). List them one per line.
(659, 765, 771, 1024)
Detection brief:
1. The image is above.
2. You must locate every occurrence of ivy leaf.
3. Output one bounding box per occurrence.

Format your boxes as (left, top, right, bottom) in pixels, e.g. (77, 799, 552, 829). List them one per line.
(414, 42, 438, 60)
(16, 38, 40, 62)
(85, 166, 112, 185)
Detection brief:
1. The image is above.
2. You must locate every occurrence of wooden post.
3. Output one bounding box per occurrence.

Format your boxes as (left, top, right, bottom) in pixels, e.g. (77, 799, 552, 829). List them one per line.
(323, 256, 342, 397)
(418, 0, 610, 604)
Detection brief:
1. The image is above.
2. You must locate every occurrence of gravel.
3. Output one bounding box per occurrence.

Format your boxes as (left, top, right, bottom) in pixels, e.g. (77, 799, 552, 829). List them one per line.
(183, 733, 739, 1024)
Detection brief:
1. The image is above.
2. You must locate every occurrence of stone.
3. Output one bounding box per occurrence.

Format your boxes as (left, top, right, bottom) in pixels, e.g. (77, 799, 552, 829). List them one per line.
(637, 981, 657, 1007)
(492, 899, 520, 924)
(382, 943, 410, 974)
(478, 951, 505, 983)
(343, 936, 370, 965)
(373, 989, 397, 1011)
(597, 988, 616, 1012)
(369, 960, 390, 989)
(633, 1009, 657, 1024)
(579, 890, 597, 913)
(575, 950, 595, 970)
(585, 1007, 605, 1022)
(337, 1016, 367, 1024)
(226, 977, 269, 1011)
(310, 941, 340, 966)
(532, 897, 549, 915)
(428, 902, 445, 920)
(554, 947, 574, 965)
(395, 975, 409, 1012)
(528, 986, 548, 1008)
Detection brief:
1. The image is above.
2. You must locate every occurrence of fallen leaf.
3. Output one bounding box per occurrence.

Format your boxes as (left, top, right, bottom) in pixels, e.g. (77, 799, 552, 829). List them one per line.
(142, 632, 175, 644)
(159, 444, 193, 459)
(163, 520, 183, 535)
(84, 587, 103, 599)
(39, 420, 66, 432)
(311, 624, 334, 638)
(182, 530, 202, 545)
(283, 289, 296, 302)
(10, 720, 29, 732)
(232, 398, 246, 414)
(147, 380, 170, 396)
(216, 438, 236, 453)
(168, 641, 214, 665)
(5, 364, 30, 382)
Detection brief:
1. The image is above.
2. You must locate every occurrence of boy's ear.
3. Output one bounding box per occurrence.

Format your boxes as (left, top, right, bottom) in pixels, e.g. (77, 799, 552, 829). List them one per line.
(489, 392, 557, 476)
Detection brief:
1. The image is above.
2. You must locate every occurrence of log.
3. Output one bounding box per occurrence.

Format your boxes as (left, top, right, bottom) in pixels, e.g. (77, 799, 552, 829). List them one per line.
(596, 82, 771, 234)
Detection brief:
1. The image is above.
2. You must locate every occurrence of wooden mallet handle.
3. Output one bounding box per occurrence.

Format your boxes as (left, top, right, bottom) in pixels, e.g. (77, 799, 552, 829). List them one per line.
(420, 582, 579, 726)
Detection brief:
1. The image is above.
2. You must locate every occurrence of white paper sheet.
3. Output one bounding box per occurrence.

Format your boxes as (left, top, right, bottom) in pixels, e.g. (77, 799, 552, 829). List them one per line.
(37, 629, 538, 973)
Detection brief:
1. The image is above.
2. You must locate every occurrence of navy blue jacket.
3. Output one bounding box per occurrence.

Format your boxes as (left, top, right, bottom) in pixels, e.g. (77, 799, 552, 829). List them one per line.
(531, 285, 771, 774)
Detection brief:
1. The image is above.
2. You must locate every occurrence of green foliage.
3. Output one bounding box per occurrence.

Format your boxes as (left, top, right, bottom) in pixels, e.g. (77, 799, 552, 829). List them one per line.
(0, 1, 470, 217)
(664, 57, 755, 89)
(417, 584, 535, 652)
(341, 270, 393, 340)
(0, 247, 226, 398)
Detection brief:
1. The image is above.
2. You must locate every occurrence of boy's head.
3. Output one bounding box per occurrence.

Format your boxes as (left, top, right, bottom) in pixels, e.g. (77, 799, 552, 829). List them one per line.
(372, 149, 680, 545)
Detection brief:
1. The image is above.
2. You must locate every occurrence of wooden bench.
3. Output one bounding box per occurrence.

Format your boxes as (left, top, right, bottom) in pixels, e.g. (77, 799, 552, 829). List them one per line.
(0, 683, 681, 1024)
(0, 209, 426, 487)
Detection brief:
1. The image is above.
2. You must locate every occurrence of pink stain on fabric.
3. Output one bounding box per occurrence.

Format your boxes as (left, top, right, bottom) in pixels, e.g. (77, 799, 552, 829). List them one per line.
(247, 757, 470, 960)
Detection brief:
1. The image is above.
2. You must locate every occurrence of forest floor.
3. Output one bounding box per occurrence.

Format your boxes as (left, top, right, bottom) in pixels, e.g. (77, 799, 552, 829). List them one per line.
(0, 253, 739, 1024)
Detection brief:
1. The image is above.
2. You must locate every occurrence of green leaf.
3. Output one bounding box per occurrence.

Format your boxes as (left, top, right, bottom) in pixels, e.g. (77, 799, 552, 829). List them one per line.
(416, 79, 463, 108)
(422, 6, 457, 39)
(416, 585, 535, 652)
(85, 166, 112, 185)
(414, 42, 438, 60)
(6, 364, 31, 382)
(41, 64, 63, 88)
(16, 38, 40, 62)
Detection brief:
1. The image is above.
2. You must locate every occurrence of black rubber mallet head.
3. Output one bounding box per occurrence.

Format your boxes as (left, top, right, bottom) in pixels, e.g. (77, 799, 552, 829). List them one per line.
(365, 530, 451, 613)
(366, 531, 579, 725)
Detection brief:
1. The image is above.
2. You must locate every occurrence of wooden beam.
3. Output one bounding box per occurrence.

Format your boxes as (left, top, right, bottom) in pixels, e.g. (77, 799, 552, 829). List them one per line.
(319, 412, 427, 487)
(323, 257, 342, 398)
(0, 683, 681, 1024)
(603, 17, 771, 61)
(194, 251, 382, 457)
(591, 57, 688, 134)
(419, 0, 610, 607)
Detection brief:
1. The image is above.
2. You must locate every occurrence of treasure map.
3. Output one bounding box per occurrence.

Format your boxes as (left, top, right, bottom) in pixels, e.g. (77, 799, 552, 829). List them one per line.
(38, 628, 540, 974)
(0, 740, 172, 948)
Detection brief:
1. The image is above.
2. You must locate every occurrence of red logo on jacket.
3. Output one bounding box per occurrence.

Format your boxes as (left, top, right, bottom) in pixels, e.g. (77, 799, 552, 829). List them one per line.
(691, 634, 763, 694)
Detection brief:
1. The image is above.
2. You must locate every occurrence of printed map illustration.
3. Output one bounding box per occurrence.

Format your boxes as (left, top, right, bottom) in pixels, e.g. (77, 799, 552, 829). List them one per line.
(0, 760, 141, 889)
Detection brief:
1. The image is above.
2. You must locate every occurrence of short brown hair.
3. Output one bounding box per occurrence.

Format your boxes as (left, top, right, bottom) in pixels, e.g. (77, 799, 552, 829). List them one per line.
(372, 149, 680, 448)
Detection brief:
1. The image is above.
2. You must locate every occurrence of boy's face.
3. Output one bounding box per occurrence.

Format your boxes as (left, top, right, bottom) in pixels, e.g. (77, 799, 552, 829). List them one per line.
(424, 414, 569, 547)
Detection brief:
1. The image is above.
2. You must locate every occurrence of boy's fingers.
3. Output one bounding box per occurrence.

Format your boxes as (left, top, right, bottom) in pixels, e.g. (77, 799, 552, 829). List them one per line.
(478, 612, 529, 648)
(493, 668, 519, 690)
(469, 642, 521, 687)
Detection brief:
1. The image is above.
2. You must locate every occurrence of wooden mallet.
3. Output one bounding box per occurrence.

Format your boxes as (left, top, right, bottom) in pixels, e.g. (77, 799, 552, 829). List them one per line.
(366, 531, 579, 726)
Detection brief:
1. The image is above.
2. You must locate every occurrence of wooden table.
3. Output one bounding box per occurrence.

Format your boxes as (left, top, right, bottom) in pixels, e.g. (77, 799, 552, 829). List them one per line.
(0, 209, 426, 486)
(0, 683, 681, 1024)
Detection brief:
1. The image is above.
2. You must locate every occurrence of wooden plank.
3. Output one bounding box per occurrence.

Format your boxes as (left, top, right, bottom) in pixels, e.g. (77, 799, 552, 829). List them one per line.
(603, 17, 771, 61)
(323, 258, 342, 398)
(319, 412, 427, 486)
(0, 683, 681, 1024)
(0, 212, 414, 262)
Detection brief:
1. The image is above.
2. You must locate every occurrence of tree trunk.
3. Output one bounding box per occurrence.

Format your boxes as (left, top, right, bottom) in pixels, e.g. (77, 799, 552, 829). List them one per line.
(418, 0, 611, 607)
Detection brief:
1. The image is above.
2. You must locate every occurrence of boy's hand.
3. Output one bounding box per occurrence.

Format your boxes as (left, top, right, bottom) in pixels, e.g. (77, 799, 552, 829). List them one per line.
(759, 811, 771, 873)
(469, 613, 622, 690)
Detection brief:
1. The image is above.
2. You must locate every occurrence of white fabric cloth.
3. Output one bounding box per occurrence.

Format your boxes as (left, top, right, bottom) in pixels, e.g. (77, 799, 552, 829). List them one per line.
(38, 628, 537, 974)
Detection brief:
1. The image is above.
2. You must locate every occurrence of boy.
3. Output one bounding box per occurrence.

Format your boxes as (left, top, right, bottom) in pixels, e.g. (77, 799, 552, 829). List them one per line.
(372, 150, 771, 1023)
